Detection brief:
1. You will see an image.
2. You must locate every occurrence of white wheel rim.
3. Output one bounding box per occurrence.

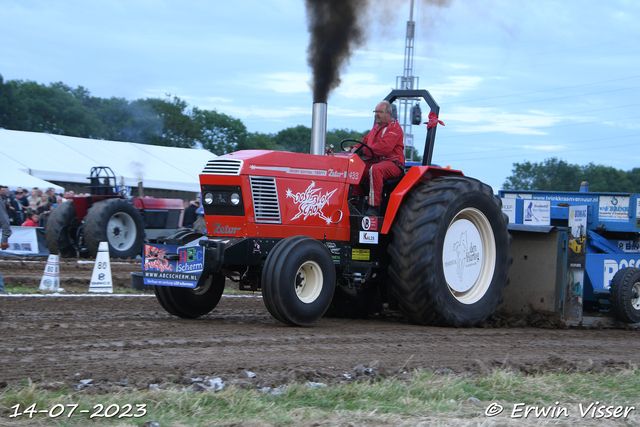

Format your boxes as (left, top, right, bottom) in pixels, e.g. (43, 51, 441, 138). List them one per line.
(107, 212, 137, 250)
(442, 207, 496, 305)
(295, 260, 323, 304)
(632, 282, 640, 310)
(192, 275, 212, 295)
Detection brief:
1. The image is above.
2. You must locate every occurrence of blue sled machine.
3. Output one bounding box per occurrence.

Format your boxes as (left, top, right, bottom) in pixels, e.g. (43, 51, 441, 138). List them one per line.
(497, 183, 640, 327)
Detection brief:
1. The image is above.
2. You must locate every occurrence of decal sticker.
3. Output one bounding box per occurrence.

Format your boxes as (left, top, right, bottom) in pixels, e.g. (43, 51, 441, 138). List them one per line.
(361, 216, 378, 231)
(249, 165, 346, 179)
(142, 244, 203, 288)
(352, 248, 370, 261)
(599, 196, 630, 222)
(604, 258, 640, 290)
(442, 219, 483, 293)
(175, 245, 204, 273)
(253, 241, 261, 253)
(359, 231, 378, 244)
(212, 223, 243, 234)
(250, 165, 328, 177)
(286, 181, 337, 225)
(524, 200, 550, 225)
(143, 245, 172, 272)
(325, 242, 341, 255)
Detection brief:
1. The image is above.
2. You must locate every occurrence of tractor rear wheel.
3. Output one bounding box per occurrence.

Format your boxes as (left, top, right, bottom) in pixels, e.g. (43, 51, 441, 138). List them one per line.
(44, 201, 79, 257)
(83, 198, 145, 259)
(388, 176, 510, 327)
(153, 273, 225, 319)
(609, 267, 640, 324)
(262, 236, 336, 326)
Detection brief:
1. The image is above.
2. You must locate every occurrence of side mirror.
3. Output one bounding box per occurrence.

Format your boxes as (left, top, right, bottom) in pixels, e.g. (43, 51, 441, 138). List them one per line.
(411, 103, 422, 125)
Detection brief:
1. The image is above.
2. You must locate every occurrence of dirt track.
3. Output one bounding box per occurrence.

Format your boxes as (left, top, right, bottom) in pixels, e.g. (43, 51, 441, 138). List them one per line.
(1, 258, 640, 391)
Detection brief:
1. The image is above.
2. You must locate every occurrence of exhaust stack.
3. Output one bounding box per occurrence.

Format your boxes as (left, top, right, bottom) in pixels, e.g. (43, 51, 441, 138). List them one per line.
(310, 102, 327, 155)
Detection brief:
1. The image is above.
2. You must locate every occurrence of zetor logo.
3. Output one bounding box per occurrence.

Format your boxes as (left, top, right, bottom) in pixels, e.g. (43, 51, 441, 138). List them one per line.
(212, 223, 242, 234)
(176, 247, 204, 273)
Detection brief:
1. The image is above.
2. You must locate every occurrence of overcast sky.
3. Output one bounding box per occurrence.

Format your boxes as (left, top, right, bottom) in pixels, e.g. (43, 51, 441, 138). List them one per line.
(1, 0, 639, 191)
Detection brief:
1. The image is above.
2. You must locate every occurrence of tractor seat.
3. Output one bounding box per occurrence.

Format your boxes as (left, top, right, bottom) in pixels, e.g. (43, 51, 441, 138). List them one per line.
(381, 171, 405, 197)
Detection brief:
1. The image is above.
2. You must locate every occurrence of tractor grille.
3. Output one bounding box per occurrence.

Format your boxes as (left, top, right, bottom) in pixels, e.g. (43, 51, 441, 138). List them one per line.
(250, 176, 281, 224)
(202, 158, 243, 175)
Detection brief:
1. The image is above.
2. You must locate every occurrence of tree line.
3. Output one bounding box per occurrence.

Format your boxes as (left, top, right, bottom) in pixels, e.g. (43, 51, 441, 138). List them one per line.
(0, 74, 376, 155)
(3, 75, 636, 192)
(503, 157, 640, 193)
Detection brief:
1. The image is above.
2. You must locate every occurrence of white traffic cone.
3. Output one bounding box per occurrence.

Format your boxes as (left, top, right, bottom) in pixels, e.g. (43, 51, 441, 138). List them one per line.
(39, 254, 60, 292)
(89, 242, 113, 293)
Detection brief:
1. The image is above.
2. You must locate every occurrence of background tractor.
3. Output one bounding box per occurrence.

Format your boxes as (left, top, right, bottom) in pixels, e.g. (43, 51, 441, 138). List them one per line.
(45, 166, 184, 259)
(142, 89, 511, 327)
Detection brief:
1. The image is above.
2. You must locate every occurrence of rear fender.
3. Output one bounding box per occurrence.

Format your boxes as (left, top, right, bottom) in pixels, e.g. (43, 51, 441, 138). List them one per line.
(381, 166, 464, 234)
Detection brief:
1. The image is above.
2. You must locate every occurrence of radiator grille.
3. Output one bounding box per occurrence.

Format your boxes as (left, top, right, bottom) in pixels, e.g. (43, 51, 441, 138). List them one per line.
(202, 158, 243, 175)
(250, 176, 281, 224)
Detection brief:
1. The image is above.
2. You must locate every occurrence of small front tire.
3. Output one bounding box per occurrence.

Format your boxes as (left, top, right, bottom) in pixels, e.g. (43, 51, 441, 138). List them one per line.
(153, 273, 225, 319)
(262, 236, 336, 326)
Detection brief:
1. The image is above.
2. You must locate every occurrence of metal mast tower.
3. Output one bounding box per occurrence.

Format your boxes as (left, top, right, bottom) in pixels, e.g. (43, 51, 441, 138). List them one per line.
(395, 0, 419, 160)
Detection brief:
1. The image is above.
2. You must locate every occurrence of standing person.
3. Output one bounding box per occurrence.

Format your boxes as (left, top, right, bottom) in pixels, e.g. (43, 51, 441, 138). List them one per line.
(27, 187, 42, 210)
(182, 200, 200, 229)
(0, 186, 12, 223)
(13, 189, 28, 224)
(348, 100, 405, 216)
(0, 194, 11, 292)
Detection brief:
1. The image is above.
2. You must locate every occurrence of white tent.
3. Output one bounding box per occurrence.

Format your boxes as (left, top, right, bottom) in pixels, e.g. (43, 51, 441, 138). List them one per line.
(0, 129, 216, 192)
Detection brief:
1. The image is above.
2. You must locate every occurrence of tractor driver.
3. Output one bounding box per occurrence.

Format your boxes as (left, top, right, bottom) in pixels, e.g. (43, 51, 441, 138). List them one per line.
(348, 100, 404, 216)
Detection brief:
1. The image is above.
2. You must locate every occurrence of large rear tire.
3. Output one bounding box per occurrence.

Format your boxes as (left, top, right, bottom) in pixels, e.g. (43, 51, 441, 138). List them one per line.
(388, 176, 510, 327)
(262, 236, 336, 326)
(44, 201, 79, 258)
(153, 273, 225, 319)
(609, 267, 640, 324)
(83, 198, 145, 259)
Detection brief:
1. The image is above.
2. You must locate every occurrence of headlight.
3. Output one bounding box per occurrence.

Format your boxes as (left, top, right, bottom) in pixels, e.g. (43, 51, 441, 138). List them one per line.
(230, 193, 240, 205)
(204, 192, 214, 205)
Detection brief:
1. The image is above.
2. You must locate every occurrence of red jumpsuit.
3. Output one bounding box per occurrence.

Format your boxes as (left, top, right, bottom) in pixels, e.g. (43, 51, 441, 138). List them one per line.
(356, 119, 405, 207)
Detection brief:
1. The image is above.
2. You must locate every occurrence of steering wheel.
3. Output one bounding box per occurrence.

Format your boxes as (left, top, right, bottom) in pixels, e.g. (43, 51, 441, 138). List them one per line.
(340, 138, 375, 161)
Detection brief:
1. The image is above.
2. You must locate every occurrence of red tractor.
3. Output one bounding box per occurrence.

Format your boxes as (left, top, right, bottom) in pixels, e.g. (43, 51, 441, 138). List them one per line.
(142, 90, 510, 327)
(45, 166, 184, 259)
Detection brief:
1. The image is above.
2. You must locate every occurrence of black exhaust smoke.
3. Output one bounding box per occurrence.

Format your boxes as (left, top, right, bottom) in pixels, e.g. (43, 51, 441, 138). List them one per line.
(305, 0, 367, 104)
(305, 0, 452, 154)
(305, 0, 452, 103)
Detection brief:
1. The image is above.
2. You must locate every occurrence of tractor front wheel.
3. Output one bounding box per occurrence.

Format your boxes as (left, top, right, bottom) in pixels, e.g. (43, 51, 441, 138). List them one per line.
(388, 176, 510, 327)
(153, 273, 226, 319)
(83, 198, 145, 259)
(262, 236, 336, 326)
(609, 267, 640, 324)
(44, 201, 79, 257)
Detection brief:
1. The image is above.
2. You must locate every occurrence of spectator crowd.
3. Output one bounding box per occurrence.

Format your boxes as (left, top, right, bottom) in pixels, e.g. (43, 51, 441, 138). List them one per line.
(1, 186, 204, 230)
(0, 186, 75, 228)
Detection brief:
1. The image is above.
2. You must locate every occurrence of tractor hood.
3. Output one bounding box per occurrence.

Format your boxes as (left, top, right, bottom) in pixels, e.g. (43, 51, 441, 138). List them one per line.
(200, 150, 365, 185)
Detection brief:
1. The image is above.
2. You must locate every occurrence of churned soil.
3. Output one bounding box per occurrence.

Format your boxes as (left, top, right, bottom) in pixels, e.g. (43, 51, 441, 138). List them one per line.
(1, 257, 639, 392)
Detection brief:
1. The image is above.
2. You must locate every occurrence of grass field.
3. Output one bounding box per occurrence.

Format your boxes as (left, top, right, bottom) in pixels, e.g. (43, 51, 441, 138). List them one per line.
(2, 367, 639, 426)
